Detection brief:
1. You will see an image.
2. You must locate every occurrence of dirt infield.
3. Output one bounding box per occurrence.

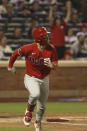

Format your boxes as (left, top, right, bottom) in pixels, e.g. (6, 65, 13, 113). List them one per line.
(0, 113, 87, 131)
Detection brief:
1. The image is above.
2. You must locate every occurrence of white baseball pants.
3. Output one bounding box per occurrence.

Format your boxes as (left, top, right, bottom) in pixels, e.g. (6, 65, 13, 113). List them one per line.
(24, 74, 49, 121)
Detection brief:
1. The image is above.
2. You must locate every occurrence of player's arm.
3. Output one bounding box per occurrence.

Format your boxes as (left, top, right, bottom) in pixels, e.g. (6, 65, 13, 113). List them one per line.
(8, 46, 26, 73)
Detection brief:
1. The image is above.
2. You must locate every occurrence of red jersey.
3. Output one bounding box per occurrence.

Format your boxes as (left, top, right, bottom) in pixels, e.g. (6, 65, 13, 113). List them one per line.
(51, 22, 66, 47)
(8, 43, 58, 79)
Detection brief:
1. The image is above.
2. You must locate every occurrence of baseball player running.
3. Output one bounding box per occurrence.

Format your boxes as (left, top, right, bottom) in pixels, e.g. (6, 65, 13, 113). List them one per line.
(8, 27, 58, 131)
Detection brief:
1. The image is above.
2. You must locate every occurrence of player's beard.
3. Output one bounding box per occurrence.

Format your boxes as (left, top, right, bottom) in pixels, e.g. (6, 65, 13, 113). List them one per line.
(37, 43, 46, 51)
(40, 38, 49, 45)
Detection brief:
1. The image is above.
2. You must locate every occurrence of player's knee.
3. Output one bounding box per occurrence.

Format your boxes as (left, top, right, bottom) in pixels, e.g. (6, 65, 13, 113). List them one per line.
(32, 92, 40, 99)
(40, 107, 45, 114)
(39, 105, 46, 111)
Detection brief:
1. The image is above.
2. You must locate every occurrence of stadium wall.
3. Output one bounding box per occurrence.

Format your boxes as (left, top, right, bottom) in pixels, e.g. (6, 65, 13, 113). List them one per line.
(0, 60, 87, 102)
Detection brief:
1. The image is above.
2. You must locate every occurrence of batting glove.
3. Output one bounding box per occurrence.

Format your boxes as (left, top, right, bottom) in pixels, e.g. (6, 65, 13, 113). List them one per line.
(8, 67, 16, 74)
(44, 58, 53, 68)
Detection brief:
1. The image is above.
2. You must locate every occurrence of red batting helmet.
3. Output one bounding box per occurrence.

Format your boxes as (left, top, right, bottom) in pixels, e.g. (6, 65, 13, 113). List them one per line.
(33, 27, 49, 45)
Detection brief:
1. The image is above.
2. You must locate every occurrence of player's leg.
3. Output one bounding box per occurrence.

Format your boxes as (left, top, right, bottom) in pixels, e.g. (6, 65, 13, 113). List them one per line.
(24, 74, 40, 126)
(36, 76, 49, 122)
(34, 76, 49, 131)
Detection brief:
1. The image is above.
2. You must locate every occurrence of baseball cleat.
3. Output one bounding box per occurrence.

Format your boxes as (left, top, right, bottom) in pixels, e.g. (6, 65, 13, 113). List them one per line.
(23, 109, 32, 126)
(34, 120, 43, 131)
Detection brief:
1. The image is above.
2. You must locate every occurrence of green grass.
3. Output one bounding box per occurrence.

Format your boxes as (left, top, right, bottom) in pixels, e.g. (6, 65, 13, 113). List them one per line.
(46, 102, 87, 113)
(0, 102, 87, 113)
(0, 102, 27, 113)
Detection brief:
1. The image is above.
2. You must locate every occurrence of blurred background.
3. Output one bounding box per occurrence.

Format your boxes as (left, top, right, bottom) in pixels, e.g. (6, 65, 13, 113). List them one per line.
(0, 0, 87, 102)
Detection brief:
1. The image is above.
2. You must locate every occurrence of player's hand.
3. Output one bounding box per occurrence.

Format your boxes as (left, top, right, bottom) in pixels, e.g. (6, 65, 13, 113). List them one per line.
(8, 67, 16, 74)
(44, 58, 53, 68)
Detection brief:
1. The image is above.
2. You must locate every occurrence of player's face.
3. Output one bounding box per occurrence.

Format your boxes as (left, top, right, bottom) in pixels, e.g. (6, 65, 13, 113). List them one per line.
(41, 34, 49, 44)
(41, 35, 48, 40)
(40, 43, 46, 48)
